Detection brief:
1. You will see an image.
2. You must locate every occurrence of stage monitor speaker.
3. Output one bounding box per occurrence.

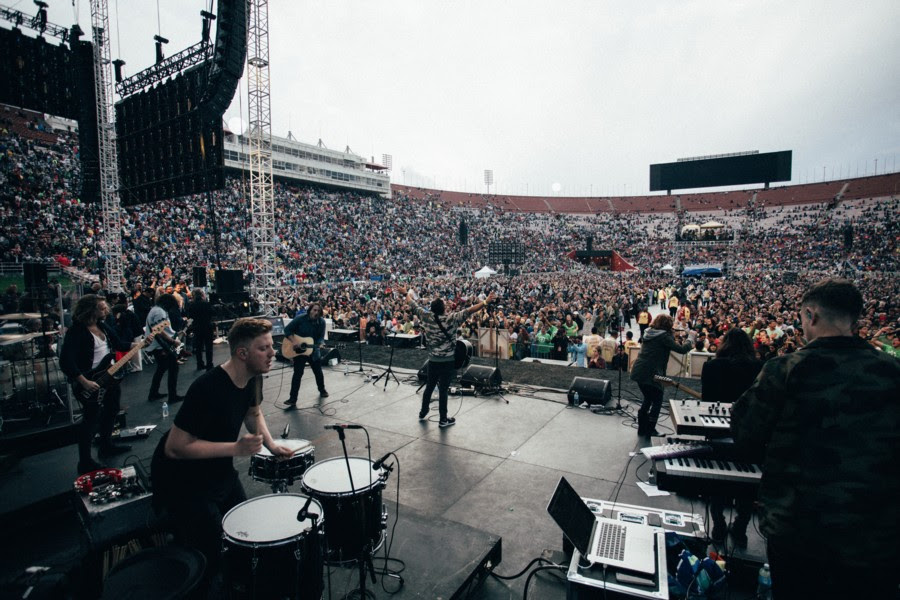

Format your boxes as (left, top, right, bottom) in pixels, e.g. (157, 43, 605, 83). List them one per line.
(460, 365, 501, 389)
(192, 266, 207, 288)
(567, 376, 611, 406)
(23, 262, 48, 292)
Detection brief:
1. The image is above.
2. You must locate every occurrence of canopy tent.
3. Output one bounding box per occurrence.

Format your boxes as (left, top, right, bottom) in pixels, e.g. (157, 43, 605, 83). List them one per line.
(682, 263, 724, 277)
(700, 221, 725, 229)
(660, 264, 676, 272)
(680, 224, 700, 236)
(474, 266, 497, 279)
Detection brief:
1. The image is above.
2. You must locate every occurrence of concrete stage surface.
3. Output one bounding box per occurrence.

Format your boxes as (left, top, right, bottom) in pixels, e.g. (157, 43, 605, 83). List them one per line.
(0, 342, 765, 598)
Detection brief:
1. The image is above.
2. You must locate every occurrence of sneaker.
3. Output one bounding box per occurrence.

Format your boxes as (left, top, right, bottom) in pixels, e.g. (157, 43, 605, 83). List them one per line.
(578, 402, 590, 409)
(284, 398, 297, 407)
(418, 410, 428, 421)
(319, 390, 329, 398)
(148, 392, 167, 401)
(438, 418, 456, 428)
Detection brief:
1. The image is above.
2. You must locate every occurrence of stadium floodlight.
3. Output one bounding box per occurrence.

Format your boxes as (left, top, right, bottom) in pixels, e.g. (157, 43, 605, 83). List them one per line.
(484, 169, 493, 194)
(382, 153, 393, 171)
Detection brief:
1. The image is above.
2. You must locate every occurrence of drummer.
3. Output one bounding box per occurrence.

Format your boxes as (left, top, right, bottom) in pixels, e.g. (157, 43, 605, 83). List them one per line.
(150, 318, 292, 584)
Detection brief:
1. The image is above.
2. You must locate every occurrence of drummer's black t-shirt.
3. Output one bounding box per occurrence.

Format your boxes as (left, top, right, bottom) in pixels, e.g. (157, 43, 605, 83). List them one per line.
(151, 366, 256, 502)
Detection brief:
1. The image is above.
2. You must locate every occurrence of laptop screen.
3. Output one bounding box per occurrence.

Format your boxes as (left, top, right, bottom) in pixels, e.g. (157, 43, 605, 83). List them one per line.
(546, 476, 597, 557)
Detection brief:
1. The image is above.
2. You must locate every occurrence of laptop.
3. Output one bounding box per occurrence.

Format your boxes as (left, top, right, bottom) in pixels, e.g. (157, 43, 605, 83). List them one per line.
(547, 476, 657, 575)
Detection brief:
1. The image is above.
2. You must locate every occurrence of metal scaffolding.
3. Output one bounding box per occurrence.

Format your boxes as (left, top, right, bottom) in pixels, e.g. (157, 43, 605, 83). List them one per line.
(90, 0, 125, 292)
(247, 0, 278, 315)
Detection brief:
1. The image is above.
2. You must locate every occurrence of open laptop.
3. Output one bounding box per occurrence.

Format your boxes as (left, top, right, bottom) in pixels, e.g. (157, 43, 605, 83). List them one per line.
(547, 476, 657, 575)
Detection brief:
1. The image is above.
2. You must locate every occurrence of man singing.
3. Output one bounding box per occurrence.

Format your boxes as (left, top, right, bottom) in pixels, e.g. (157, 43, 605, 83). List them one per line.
(398, 285, 496, 427)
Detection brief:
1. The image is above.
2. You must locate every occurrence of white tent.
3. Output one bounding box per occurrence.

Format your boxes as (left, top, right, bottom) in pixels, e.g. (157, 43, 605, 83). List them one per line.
(474, 266, 497, 279)
(680, 224, 701, 236)
(701, 220, 725, 229)
(661, 264, 676, 272)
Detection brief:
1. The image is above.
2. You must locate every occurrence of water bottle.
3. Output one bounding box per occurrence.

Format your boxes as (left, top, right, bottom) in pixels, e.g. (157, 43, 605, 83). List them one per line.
(344, 363, 349, 376)
(161, 401, 169, 419)
(756, 563, 772, 600)
(574, 391, 581, 407)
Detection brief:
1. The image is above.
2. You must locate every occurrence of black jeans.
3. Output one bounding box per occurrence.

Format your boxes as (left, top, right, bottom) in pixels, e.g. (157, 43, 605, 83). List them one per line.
(422, 360, 455, 420)
(289, 355, 325, 401)
(193, 331, 214, 368)
(637, 383, 664, 430)
(77, 384, 121, 461)
(150, 349, 180, 398)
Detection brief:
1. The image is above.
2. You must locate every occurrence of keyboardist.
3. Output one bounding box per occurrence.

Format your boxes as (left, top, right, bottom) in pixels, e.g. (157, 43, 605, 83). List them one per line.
(731, 278, 900, 599)
(699, 328, 761, 548)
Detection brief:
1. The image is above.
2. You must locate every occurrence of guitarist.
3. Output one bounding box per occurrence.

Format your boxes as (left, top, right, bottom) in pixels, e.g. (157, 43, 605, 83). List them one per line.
(60, 294, 136, 474)
(145, 293, 183, 404)
(629, 313, 693, 437)
(397, 286, 496, 428)
(283, 303, 329, 407)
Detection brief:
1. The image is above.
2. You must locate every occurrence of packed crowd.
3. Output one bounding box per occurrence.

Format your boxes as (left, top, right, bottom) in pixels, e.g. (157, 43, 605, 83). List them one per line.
(1, 116, 898, 359)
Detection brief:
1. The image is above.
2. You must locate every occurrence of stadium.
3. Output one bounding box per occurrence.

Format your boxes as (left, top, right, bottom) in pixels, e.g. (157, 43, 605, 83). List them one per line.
(0, 2, 897, 599)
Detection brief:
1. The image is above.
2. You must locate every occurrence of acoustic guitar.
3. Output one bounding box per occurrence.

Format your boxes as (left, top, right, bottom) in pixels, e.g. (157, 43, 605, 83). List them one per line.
(653, 374, 703, 400)
(281, 335, 316, 359)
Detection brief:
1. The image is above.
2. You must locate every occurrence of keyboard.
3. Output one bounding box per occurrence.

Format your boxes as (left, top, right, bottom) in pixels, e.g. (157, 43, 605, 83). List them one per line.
(640, 442, 712, 460)
(595, 521, 626, 562)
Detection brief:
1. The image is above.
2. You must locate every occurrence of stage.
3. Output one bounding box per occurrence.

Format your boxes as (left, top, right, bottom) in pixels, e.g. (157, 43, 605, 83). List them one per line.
(0, 338, 767, 598)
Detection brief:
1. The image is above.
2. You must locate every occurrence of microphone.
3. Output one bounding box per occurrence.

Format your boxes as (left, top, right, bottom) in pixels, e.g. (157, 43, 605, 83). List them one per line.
(281, 423, 290, 439)
(324, 424, 363, 430)
(296, 494, 313, 522)
(372, 452, 392, 470)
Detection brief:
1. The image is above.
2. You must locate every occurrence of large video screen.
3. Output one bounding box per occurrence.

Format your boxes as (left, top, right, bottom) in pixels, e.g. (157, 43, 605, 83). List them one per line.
(649, 150, 792, 191)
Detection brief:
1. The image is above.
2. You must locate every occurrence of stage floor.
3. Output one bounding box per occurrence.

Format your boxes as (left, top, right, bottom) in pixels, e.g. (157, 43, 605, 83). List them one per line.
(0, 334, 765, 598)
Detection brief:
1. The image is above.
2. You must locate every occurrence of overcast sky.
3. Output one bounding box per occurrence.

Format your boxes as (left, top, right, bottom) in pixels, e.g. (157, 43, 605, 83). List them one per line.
(37, 1, 900, 195)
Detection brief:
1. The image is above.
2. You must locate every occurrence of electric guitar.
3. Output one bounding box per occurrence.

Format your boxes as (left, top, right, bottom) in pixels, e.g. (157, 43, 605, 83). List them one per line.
(74, 321, 170, 407)
(653, 375, 704, 400)
(281, 335, 317, 359)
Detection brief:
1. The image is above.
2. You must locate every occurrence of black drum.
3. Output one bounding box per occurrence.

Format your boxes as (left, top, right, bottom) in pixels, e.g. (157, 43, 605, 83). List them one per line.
(301, 457, 387, 564)
(454, 339, 473, 369)
(221, 494, 324, 599)
(249, 439, 315, 487)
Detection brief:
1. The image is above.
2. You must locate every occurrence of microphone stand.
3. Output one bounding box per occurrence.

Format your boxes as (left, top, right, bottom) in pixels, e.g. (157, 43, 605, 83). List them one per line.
(371, 330, 400, 390)
(328, 426, 376, 598)
(356, 320, 366, 373)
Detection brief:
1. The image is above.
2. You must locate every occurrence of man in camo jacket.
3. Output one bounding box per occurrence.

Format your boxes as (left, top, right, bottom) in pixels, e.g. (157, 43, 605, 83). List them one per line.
(731, 278, 899, 599)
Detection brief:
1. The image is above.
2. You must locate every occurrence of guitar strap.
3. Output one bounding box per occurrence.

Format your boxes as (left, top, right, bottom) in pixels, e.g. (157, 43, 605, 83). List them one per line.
(433, 313, 455, 345)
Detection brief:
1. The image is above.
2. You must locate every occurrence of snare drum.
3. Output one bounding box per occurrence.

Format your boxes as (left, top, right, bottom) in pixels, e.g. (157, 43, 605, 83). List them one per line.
(221, 494, 324, 600)
(249, 439, 315, 485)
(301, 457, 387, 563)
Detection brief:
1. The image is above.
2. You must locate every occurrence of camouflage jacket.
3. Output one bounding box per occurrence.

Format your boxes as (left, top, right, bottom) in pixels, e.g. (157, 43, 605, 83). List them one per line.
(731, 336, 900, 567)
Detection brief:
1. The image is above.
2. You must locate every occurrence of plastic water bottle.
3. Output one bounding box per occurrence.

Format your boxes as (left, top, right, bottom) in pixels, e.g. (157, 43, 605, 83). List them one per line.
(344, 363, 349, 376)
(161, 400, 169, 419)
(756, 563, 772, 599)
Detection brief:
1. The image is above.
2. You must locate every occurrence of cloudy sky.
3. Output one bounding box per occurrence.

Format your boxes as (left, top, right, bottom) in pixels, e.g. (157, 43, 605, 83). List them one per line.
(38, 1, 900, 195)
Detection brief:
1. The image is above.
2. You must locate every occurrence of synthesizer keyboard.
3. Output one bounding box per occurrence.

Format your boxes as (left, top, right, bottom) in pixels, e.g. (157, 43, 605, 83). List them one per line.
(669, 400, 734, 437)
(653, 454, 761, 498)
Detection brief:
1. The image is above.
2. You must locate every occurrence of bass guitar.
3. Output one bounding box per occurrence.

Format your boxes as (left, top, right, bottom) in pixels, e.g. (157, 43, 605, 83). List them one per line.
(653, 374, 703, 400)
(74, 321, 170, 407)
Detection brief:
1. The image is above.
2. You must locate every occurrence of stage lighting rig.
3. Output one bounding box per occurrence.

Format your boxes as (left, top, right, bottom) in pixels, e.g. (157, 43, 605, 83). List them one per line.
(154, 34, 169, 64)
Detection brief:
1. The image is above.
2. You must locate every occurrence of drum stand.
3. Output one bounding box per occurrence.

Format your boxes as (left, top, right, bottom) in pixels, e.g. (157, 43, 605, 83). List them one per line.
(371, 331, 400, 390)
